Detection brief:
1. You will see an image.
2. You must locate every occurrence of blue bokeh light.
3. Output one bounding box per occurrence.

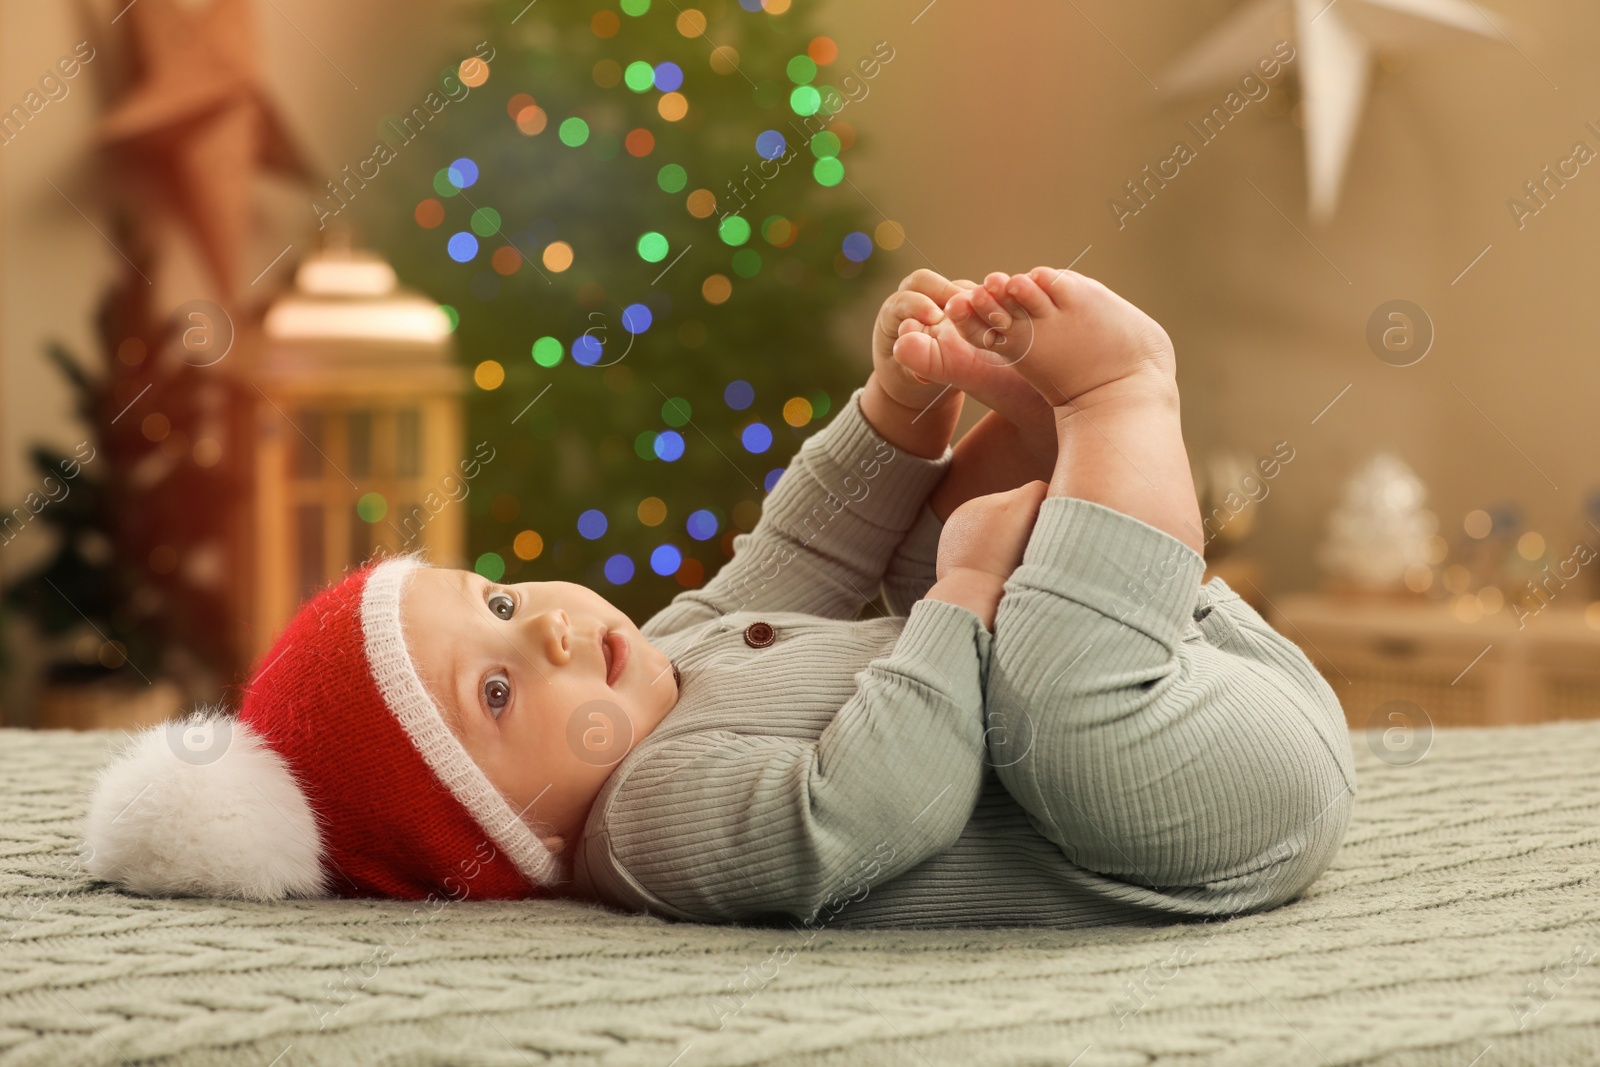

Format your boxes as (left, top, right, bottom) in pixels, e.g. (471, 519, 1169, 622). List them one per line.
(577, 509, 608, 539)
(653, 62, 684, 92)
(741, 422, 773, 453)
(841, 231, 874, 262)
(447, 232, 479, 262)
(764, 467, 785, 492)
(604, 554, 635, 584)
(654, 430, 686, 461)
(572, 334, 604, 365)
(724, 379, 754, 410)
(447, 157, 479, 188)
(755, 130, 787, 160)
(622, 303, 654, 334)
(650, 544, 683, 576)
(686, 509, 719, 541)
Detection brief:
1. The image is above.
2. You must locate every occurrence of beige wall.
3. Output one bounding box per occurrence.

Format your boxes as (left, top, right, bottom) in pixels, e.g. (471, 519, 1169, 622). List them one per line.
(4, 0, 1596, 606)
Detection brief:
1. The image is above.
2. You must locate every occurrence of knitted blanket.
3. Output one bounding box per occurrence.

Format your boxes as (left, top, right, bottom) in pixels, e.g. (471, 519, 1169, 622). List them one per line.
(2, 724, 1598, 1067)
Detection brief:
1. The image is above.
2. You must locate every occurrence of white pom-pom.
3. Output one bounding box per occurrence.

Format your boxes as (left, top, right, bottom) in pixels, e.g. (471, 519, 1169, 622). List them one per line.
(83, 708, 328, 901)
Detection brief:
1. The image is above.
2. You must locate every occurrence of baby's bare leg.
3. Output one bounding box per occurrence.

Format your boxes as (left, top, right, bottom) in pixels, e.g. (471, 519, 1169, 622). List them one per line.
(961, 268, 1204, 554)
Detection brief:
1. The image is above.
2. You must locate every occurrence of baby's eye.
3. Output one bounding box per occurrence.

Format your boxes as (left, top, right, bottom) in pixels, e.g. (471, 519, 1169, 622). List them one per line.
(483, 672, 511, 718)
(488, 591, 516, 621)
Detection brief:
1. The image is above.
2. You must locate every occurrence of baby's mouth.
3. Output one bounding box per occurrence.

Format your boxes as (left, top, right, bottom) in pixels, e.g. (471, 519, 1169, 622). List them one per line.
(602, 629, 628, 686)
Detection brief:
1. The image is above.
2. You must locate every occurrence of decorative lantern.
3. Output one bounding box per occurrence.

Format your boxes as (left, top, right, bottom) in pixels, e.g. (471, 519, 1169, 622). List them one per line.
(254, 241, 462, 657)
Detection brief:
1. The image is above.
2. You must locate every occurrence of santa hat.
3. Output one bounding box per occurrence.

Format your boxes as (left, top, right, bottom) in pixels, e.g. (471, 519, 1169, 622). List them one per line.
(82, 554, 565, 902)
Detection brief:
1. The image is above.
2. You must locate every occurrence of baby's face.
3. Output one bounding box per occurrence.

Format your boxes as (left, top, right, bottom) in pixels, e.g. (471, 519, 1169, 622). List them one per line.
(401, 567, 680, 856)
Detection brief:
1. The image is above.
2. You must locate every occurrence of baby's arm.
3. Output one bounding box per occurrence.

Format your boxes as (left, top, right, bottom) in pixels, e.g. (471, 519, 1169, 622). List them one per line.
(643, 273, 978, 639)
(573, 597, 990, 924)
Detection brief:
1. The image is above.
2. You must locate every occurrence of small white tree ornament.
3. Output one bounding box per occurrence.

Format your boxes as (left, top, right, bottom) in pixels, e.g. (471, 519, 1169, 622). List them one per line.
(1318, 453, 1437, 589)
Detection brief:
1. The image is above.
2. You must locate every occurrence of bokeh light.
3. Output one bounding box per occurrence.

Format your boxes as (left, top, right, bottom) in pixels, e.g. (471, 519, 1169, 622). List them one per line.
(702, 274, 732, 303)
(458, 58, 489, 88)
(507, 93, 534, 118)
(637, 232, 670, 262)
(814, 157, 844, 186)
(447, 232, 479, 262)
(492, 246, 522, 275)
(559, 117, 590, 146)
(654, 430, 686, 461)
(474, 360, 505, 389)
(475, 552, 506, 581)
(741, 422, 773, 453)
(516, 105, 548, 134)
(433, 167, 461, 197)
(654, 62, 685, 92)
(439, 304, 459, 331)
(470, 207, 501, 236)
(783, 397, 813, 426)
(786, 56, 817, 84)
(718, 216, 752, 246)
(762, 216, 795, 246)
(414, 199, 444, 228)
(592, 60, 621, 89)
(756, 130, 787, 159)
(651, 544, 683, 576)
(732, 249, 761, 277)
(724, 380, 754, 409)
(841, 231, 873, 262)
(543, 240, 574, 271)
(572, 335, 604, 365)
(709, 45, 740, 74)
(810, 131, 841, 158)
(790, 86, 821, 116)
(662, 396, 691, 426)
(686, 189, 717, 218)
(621, 0, 650, 14)
(808, 36, 838, 65)
(513, 530, 543, 560)
(604, 555, 635, 584)
(875, 220, 906, 249)
(764, 467, 785, 492)
(447, 157, 479, 188)
(658, 163, 688, 193)
(638, 497, 667, 526)
(677, 9, 707, 35)
(592, 10, 620, 36)
(578, 509, 608, 539)
(622, 303, 654, 333)
(658, 92, 689, 121)
(687, 509, 719, 540)
(624, 61, 655, 92)
(1464, 509, 1492, 538)
(626, 128, 656, 157)
(531, 336, 563, 367)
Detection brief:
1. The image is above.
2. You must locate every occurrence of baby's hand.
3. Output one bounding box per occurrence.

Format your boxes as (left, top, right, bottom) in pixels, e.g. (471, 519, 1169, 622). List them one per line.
(928, 481, 1048, 629)
(872, 269, 976, 413)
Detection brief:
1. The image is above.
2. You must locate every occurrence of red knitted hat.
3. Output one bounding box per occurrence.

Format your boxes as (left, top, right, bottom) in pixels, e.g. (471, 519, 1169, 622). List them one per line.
(83, 555, 564, 902)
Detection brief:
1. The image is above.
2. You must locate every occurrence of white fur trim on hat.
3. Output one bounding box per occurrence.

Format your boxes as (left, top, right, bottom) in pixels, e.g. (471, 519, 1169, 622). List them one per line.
(363, 556, 565, 888)
(83, 707, 328, 901)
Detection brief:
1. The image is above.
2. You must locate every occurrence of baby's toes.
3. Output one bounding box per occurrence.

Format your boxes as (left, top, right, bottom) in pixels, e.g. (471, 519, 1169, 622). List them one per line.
(1006, 272, 1062, 319)
(968, 285, 1014, 337)
(944, 291, 996, 351)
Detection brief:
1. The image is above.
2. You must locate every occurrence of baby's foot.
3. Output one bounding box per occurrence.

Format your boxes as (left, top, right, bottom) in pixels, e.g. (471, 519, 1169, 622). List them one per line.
(948, 267, 1176, 413)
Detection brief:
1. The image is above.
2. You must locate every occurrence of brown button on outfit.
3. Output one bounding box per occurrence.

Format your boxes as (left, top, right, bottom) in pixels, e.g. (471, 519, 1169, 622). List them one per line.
(743, 621, 776, 648)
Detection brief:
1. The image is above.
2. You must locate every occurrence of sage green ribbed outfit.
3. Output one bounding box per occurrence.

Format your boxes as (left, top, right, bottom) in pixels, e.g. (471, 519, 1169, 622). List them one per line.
(571, 388, 1356, 928)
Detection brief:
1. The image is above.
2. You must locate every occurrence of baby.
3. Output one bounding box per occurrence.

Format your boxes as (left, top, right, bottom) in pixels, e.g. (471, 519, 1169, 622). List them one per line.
(85, 268, 1355, 928)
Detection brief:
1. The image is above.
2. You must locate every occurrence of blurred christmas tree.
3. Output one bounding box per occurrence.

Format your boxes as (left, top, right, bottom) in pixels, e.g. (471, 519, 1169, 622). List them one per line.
(357, 0, 900, 620)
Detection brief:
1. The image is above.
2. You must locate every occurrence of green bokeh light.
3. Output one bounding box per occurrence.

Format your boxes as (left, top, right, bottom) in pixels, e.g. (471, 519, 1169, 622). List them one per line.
(813, 157, 844, 186)
(439, 304, 460, 332)
(718, 215, 751, 246)
(657, 163, 688, 193)
(559, 117, 590, 146)
(531, 336, 563, 367)
(637, 231, 670, 262)
(810, 131, 841, 159)
(624, 61, 656, 93)
(357, 492, 388, 523)
(475, 552, 506, 582)
(469, 207, 501, 236)
(732, 248, 762, 277)
(786, 55, 817, 84)
(661, 397, 692, 427)
(789, 85, 821, 116)
(634, 430, 659, 460)
(621, 0, 650, 14)
(432, 168, 461, 197)
(810, 390, 831, 418)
